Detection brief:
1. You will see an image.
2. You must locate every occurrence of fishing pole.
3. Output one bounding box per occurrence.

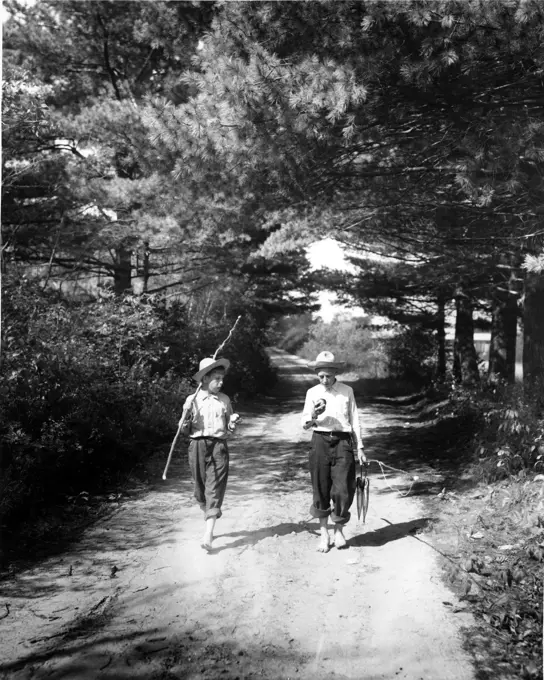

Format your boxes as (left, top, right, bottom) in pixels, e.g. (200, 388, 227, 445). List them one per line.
(162, 315, 242, 481)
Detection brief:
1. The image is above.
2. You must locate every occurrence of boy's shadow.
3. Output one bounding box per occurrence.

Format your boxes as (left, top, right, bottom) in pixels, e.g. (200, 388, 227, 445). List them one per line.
(212, 517, 433, 553)
(348, 517, 434, 548)
(213, 521, 318, 553)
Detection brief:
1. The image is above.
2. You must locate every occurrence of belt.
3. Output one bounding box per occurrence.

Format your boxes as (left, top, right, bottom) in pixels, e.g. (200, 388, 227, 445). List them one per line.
(315, 430, 352, 439)
(191, 436, 226, 441)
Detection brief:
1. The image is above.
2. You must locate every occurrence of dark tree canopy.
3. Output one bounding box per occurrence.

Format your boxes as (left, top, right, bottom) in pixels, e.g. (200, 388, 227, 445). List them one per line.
(3, 0, 544, 388)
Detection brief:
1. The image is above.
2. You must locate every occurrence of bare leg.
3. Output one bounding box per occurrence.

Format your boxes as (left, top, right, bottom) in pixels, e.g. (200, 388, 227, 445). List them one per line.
(317, 517, 330, 553)
(201, 517, 216, 552)
(334, 524, 347, 549)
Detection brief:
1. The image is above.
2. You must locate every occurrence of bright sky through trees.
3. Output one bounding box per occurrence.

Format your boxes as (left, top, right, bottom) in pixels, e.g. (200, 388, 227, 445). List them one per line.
(307, 239, 365, 322)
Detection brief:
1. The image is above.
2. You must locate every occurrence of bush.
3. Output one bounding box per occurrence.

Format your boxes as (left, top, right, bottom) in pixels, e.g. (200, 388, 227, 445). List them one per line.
(298, 314, 377, 371)
(432, 380, 543, 678)
(442, 380, 544, 482)
(472, 386, 544, 482)
(0, 277, 274, 535)
(267, 313, 313, 353)
(384, 325, 437, 383)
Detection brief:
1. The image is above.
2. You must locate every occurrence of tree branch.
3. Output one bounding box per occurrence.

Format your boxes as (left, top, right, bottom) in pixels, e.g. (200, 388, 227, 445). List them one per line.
(95, 11, 122, 101)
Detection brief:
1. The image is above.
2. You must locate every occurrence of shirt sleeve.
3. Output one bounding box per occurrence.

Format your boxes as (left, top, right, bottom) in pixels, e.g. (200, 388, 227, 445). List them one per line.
(348, 388, 364, 449)
(301, 388, 315, 428)
(183, 393, 198, 415)
(224, 395, 235, 434)
(225, 395, 233, 419)
(180, 393, 197, 431)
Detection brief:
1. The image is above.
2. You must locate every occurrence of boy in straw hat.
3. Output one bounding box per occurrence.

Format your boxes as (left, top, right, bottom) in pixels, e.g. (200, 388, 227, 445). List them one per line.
(180, 357, 240, 551)
(302, 350, 367, 553)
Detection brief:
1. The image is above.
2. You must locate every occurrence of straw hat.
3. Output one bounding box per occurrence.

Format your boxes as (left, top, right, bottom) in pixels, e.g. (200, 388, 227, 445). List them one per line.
(193, 357, 230, 382)
(307, 351, 345, 372)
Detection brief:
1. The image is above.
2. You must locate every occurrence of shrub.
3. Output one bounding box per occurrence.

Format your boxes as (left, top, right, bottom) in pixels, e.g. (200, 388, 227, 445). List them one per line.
(298, 314, 376, 370)
(444, 380, 544, 482)
(0, 277, 274, 535)
(267, 313, 313, 353)
(384, 325, 437, 383)
(473, 386, 544, 482)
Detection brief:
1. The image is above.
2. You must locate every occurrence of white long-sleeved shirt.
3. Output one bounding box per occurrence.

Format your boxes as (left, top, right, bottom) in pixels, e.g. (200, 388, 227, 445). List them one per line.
(301, 381, 364, 450)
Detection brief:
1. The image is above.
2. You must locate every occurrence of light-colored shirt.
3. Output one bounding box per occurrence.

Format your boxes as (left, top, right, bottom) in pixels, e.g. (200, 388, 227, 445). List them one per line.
(183, 391, 233, 439)
(301, 381, 364, 450)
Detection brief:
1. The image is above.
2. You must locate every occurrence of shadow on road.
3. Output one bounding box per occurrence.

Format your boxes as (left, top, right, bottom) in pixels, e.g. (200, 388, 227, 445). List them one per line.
(0, 499, 183, 600)
(348, 517, 434, 548)
(210, 520, 318, 553)
(0, 622, 315, 680)
(362, 409, 478, 494)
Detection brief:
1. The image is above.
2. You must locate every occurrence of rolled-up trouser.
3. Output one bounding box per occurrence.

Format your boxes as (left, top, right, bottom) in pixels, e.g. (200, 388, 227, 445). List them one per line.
(188, 437, 229, 520)
(309, 431, 355, 525)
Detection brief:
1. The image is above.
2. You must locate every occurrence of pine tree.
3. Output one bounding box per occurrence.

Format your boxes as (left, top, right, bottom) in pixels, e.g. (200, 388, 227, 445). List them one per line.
(142, 0, 543, 390)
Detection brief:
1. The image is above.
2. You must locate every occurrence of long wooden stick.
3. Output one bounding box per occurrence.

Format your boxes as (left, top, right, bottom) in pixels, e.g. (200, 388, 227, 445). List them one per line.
(162, 315, 242, 480)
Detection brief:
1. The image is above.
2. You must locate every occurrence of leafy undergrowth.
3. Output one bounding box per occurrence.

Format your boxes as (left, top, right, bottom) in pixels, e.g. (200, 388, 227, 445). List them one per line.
(426, 454, 543, 679)
(379, 381, 543, 678)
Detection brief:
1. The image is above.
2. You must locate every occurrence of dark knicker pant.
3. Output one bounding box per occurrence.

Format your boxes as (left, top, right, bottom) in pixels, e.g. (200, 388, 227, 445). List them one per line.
(188, 437, 229, 520)
(309, 431, 356, 525)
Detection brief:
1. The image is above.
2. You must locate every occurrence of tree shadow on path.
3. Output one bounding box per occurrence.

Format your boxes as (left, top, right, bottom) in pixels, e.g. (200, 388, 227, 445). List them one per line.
(0, 622, 314, 680)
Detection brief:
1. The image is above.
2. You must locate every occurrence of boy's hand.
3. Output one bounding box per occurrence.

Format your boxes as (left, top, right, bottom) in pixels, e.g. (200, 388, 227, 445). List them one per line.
(312, 398, 327, 419)
(357, 449, 367, 466)
(179, 407, 193, 430)
(228, 413, 241, 431)
(303, 419, 316, 430)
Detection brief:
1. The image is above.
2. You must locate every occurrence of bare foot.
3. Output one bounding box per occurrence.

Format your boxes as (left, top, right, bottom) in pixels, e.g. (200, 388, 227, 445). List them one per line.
(334, 528, 347, 549)
(201, 534, 213, 552)
(317, 532, 330, 553)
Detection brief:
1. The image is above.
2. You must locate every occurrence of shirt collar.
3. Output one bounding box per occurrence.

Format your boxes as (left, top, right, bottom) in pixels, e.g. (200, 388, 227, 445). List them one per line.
(200, 391, 220, 400)
(320, 382, 338, 394)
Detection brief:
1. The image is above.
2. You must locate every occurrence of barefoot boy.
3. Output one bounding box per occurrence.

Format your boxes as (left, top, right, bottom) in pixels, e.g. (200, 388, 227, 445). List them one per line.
(302, 351, 367, 553)
(180, 357, 240, 551)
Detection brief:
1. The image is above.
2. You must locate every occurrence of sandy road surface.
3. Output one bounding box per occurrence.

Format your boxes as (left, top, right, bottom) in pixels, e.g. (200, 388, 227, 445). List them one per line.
(1, 349, 476, 680)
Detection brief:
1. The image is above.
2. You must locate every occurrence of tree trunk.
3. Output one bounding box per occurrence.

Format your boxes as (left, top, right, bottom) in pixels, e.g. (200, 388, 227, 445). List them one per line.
(436, 296, 447, 379)
(522, 270, 544, 403)
(0, 219, 4, 276)
(114, 246, 132, 295)
(142, 242, 150, 294)
(488, 281, 518, 384)
(453, 290, 479, 385)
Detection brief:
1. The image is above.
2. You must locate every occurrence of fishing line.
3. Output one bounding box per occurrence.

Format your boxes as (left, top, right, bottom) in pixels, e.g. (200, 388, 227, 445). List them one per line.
(366, 459, 419, 497)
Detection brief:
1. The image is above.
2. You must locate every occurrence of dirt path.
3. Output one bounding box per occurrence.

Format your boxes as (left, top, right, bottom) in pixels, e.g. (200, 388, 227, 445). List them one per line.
(1, 349, 477, 680)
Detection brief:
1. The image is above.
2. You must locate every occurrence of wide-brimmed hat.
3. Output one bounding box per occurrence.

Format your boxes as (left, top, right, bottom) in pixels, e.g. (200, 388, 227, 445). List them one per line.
(193, 357, 230, 382)
(307, 351, 345, 372)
